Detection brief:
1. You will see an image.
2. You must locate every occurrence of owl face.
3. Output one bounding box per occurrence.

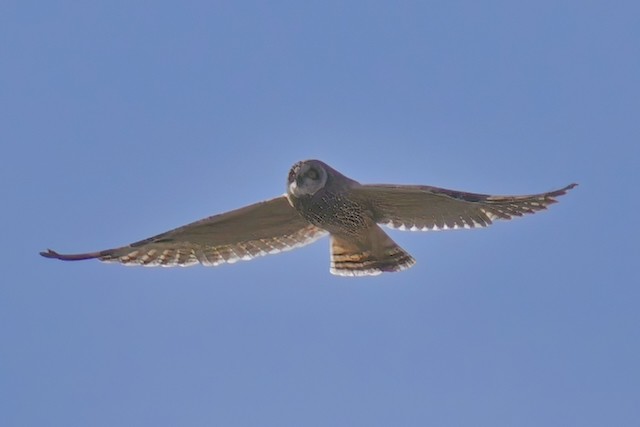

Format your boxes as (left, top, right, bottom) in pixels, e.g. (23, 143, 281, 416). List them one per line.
(287, 160, 328, 198)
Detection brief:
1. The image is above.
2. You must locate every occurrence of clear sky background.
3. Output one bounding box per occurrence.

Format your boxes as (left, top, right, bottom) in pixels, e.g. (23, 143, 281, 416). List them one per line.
(2, 1, 638, 426)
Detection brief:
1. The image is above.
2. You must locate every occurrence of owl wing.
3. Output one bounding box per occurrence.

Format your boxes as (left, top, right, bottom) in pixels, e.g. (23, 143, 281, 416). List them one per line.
(352, 183, 577, 231)
(41, 196, 327, 267)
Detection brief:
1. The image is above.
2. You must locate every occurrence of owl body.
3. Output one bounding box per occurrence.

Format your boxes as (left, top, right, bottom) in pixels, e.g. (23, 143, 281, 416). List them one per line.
(288, 190, 369, 237)
(286, 160, 371, 236)
(41, 159, 576, 277)
(284, 160, 420, 274)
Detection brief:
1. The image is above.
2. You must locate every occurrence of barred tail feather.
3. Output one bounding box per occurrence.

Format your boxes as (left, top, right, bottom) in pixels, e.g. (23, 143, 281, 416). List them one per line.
(330, 226, 415, 276)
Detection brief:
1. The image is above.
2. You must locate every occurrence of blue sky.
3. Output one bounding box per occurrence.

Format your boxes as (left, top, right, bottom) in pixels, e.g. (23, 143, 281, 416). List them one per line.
(2, 1, 639, 426)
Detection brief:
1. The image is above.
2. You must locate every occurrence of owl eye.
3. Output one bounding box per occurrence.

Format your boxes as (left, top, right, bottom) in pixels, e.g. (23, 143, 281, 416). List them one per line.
(306, 168, 319, 180)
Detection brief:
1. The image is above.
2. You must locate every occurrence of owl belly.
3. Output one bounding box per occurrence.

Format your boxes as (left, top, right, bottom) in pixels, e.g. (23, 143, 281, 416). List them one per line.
(294, 192, 369, 236)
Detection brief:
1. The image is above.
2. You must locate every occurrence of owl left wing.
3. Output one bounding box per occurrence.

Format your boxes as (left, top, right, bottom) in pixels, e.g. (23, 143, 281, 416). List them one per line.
(41, 196, 327, 267)
(352, 183, 577, 231)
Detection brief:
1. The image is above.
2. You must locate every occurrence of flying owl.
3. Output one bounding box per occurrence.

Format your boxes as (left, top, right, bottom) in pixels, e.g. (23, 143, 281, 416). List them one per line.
(41, 159, 576, 276)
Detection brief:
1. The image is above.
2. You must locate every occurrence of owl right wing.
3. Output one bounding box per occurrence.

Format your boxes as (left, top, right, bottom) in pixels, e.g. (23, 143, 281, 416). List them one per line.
(41, 196, 327, 267)
(352, 183, 577, 231)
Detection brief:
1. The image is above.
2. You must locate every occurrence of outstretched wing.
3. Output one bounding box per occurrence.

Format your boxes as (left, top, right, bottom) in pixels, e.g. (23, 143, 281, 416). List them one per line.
(41, 196, 327, 267)
(352, 183, 577, 231)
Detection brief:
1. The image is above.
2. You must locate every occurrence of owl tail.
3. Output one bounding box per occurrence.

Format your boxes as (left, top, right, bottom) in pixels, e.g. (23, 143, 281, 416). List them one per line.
(330, 225, 416, 276)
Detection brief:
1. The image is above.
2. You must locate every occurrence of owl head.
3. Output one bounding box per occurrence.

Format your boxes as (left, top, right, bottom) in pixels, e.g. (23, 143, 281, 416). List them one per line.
(287, 160, 328, 198)
(287, 159, 360, 199)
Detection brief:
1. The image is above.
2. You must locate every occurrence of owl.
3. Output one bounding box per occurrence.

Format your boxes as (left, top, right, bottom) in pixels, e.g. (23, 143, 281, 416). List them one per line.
(41, 159, 576, 276)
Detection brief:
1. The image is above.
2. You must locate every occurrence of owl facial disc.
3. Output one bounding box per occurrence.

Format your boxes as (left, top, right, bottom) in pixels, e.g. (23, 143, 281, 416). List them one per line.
(287, 161, 328, 197)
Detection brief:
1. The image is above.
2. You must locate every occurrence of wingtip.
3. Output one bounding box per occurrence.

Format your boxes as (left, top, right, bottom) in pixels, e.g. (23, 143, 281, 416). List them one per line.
(548, 183, 578, 199)
(39, 248, 104, 261)
(40, 249, 60, 259)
